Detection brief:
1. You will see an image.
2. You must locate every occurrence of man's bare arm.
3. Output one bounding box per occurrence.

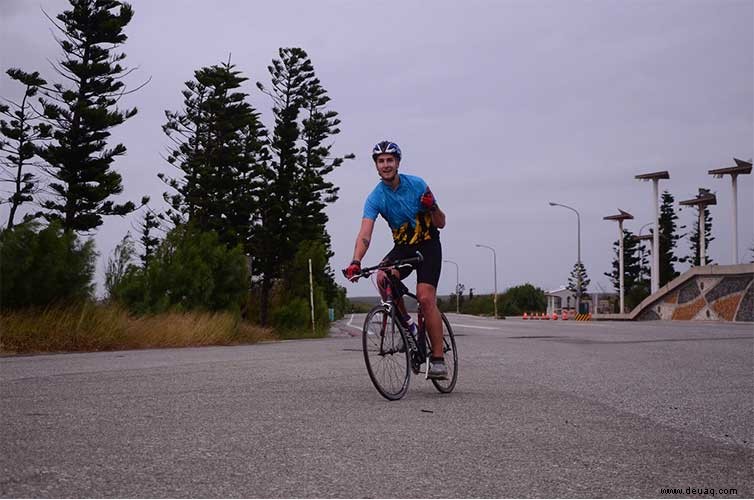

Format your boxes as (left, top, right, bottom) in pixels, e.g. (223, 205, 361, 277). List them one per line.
(352, 218, 376, 262)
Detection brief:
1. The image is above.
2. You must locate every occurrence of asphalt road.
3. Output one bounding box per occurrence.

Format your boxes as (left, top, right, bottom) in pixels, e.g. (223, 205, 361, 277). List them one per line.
(1, 315, 752, 498)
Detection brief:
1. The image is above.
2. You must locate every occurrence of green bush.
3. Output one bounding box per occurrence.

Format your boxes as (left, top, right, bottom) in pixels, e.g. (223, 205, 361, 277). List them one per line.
(114, 225, 248, 314)
(269, 240, 333, 336)
(445, 283, 546, 317)
(505, 283, 546, 313)
(0, 221, 95, 310)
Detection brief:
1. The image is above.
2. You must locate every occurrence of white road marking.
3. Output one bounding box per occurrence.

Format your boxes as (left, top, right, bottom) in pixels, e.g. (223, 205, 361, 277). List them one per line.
(346, 314, 362, 331)
(450, 323, 502, 330)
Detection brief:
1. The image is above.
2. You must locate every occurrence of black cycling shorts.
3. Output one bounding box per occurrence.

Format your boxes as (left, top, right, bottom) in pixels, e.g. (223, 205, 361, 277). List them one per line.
(382, 237, 442, 288)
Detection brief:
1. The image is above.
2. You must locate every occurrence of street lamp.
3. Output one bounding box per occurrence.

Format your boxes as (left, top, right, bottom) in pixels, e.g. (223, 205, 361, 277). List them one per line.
(708, 159, 752, 264)
(475, 244, 498, 319)
(680, 189, 717, 266)
(604, 209, 634, 314)
(635, 170, 670, 294)
(443, 259, 460, 314)
(549, 201, 582, 312)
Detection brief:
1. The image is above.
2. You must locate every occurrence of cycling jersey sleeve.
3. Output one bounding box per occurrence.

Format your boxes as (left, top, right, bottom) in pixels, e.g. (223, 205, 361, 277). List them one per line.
(363, 191, 380, 220)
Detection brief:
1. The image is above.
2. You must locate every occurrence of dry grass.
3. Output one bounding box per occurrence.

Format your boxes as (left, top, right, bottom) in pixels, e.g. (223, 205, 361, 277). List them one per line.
(0, 303, 277, 355)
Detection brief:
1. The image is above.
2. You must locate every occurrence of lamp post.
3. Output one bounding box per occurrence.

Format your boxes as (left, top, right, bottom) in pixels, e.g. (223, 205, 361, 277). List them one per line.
(443, 259, 460, 314)
(604, 209, 634, 314)
(708, 159, 752, 264)
(475, 244, 498, 318)
(635, 171, 669, 294)
(549, 202, 582, 312)
(680, 190, 717, 266)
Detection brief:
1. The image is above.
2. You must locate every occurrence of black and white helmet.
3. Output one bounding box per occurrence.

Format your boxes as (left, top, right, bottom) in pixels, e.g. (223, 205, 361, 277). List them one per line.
(372, 140, 402, 161)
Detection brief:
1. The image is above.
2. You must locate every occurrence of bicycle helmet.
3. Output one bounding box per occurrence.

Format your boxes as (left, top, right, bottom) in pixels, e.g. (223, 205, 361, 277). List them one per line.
(372, 140, 402, 161)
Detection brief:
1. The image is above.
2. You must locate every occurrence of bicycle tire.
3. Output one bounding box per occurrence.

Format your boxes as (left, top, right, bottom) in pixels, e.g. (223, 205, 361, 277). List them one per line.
(362, 305, 411, 400)
(429, 312, 458, 393)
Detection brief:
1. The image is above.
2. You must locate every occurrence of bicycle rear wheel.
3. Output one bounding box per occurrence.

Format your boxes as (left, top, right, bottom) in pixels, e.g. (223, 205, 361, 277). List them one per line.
(429, 312, 458, 393)
(362, 306, 411, 400)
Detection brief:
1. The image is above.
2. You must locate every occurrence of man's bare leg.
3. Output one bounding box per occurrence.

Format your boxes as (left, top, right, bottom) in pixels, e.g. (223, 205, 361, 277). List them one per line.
(417, 282, 443, 358)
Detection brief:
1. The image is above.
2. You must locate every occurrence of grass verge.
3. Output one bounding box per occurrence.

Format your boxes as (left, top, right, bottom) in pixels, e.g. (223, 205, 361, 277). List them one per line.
(0, 303, 277, 355)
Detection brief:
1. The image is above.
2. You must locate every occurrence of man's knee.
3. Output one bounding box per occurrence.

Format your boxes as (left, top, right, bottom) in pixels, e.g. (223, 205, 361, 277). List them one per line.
(376, 270, 390, 299)
(416, 285, 438, 311)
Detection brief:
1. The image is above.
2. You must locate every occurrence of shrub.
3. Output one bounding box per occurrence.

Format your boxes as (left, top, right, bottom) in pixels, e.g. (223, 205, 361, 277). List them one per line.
(0, 221, 95, 310)
(269, 240, 333, 336)
(114, 225, 248, 314)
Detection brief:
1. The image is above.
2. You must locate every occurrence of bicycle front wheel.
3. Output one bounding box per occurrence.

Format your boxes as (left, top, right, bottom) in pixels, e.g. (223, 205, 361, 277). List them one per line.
(429, 312, 458, 393)
(362, 306, 410, 401)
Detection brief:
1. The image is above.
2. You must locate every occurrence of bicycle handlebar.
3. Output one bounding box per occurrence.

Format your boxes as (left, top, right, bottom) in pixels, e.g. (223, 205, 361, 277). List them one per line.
(342, 251, 424, 281)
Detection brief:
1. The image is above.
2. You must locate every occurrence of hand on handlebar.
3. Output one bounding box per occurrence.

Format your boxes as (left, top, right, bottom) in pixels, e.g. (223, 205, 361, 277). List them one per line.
(342, 252, 423, 284)
(344, 260, 361, 282)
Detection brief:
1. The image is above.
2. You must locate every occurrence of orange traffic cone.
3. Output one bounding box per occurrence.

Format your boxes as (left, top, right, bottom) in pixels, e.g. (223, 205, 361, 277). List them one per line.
(552, 312, 558, 320)
(523, 312, 528, 320)
(544, 312, 550, 320)
(561, 310, 567, 320)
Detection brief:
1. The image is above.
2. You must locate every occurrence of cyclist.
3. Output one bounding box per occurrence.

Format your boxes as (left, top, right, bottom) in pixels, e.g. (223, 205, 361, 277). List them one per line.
(345, 140, 448, 379)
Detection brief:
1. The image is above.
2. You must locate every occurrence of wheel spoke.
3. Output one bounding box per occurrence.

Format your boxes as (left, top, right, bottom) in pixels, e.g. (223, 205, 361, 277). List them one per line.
(362, 307, 410, 400)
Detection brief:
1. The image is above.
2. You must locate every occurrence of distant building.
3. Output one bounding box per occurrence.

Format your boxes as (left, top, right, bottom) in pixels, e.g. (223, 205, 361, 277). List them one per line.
(545, 287, 618, 315)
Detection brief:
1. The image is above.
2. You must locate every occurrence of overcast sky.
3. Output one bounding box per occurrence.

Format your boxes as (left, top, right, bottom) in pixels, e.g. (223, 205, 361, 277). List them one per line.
(2, 0, 752, 298)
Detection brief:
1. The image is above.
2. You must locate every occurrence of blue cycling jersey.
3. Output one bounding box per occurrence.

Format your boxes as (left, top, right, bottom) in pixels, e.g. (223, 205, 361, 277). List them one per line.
(363, 173, 439, 245)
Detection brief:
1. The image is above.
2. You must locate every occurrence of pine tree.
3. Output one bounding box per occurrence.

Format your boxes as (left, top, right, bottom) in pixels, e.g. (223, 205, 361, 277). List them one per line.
(138, 210, 161, 266)
(254, 48, 351, 326)
(657, 190, 684, 286)
(296, 76, 353, 310)
(254, 48, 315, 326)
(0, 69, 51, 229)
(605, 229, 642, 293)
(566, 261, 591, 301)
(159, 61, 268, 250)
(38, 0, 146, 233)
(687, 188, 715, 266)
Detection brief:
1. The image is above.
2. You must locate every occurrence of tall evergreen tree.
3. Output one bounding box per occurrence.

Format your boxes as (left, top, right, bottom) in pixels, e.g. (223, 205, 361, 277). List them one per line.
(687, 188, 715, 266)
(160, 61, 268, 250)
(38, 0, 145, 233)
(605, 229, 642, 293)
(657, 190, 684, 286)
(0, 69, 51, 229)
(635, 231, 651, 290)
(138, 210, 161, 266)
(254, 48, 351, 325)
(253, 48, 315, 325)
(566, 261, 591, 301)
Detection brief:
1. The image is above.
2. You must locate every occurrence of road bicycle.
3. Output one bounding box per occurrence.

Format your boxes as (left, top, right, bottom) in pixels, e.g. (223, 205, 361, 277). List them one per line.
(344, 252, 458, 400)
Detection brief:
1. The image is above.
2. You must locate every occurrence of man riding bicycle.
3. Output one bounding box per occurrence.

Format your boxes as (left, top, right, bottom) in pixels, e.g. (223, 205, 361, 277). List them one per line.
(345, 140, 448, 379)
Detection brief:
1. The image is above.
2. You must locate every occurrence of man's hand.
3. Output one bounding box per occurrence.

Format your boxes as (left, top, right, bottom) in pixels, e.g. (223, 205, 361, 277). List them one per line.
(420, 187, 437, 212)
(344, 260, 361, 281)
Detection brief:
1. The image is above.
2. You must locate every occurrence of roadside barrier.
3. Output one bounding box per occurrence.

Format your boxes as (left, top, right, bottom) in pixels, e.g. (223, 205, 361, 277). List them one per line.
(561, 311, 567, 320)
(574, 313, 592, 321)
